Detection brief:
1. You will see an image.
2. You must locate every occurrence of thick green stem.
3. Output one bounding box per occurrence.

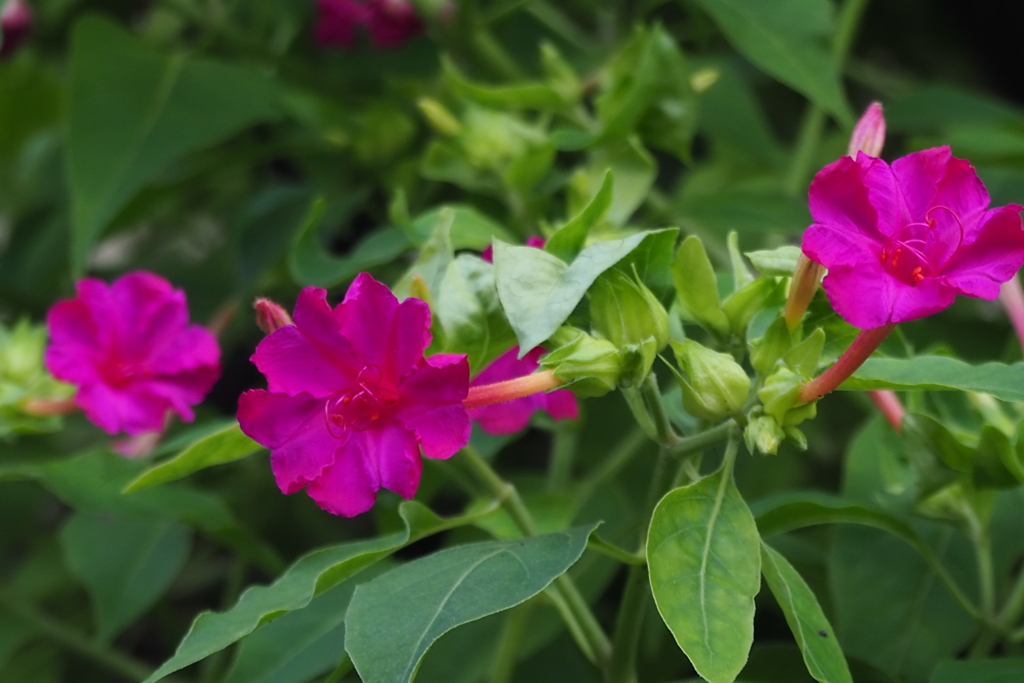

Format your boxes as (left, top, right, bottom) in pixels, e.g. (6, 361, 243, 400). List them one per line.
(457, 447, 612, 666)
(0, 590, 153, 682)
(636, 373, 679, 448)
(667, 420, 736, 459)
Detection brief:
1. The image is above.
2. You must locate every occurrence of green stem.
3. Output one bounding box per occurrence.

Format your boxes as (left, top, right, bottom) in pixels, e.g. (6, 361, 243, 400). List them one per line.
(321, 656, 353, 683)
(637, 373, 679, 448)
(0, 590, 153, 682)
(548, 420, 580, 491)
(976, 531, 996, 620)
(577, 428, 648, 504)
(667, 420, 736, 459)
(491, 600, 537, 683)
(783, 0, 871, 196)
(998, 565, 1024, 631)
(200, 558, 247, 683)
(457, 447, 612, 666)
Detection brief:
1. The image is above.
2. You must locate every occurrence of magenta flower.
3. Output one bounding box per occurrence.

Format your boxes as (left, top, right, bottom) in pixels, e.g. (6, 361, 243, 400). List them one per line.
(237, 274, 470, 517)
(801, 146, 1024, 329)
(468, 347, 578, 435)
(315, 0, 421, 49)
(0, 0, 32, 58)
(45, 272, 221, 436)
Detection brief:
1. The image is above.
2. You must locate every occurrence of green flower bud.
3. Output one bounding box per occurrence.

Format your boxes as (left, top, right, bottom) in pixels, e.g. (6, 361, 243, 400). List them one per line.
(745, 414, 786, 456)
(0, 320, 73, 438)
(671, 339, 750, 421)
(749, 315, 792, 376)
(540, 327, 622, 397)
(590, 268, 669, 385)
(758, 366, 816, 427)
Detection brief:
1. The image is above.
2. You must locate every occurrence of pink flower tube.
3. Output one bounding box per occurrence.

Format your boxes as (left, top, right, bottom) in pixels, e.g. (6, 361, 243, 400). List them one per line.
(468, 347, 578, 434)
(45, 272, 221, 436)
(238, 274, 471, 517)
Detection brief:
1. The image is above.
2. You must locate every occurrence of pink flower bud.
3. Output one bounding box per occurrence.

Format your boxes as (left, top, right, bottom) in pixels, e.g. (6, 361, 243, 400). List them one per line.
(1, 0, 32, 58)
(254, 297, 293, 335)
(847, 101, 886, 159)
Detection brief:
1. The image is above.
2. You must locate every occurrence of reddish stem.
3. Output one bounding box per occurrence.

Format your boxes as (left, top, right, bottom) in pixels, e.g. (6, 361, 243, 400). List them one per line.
(798, 323, 895, 403)
(999, 274, 1024, 357)
(868, 390, 905, 433)
(464, 370, 563, 410)
(21, 397, 78, 417)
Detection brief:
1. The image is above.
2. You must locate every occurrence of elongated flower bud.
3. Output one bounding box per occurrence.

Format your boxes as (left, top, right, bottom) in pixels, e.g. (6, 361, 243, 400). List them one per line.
(847, 102, 885, 158)
(782, 254, 826, 331)
(254, 298, 293, 335)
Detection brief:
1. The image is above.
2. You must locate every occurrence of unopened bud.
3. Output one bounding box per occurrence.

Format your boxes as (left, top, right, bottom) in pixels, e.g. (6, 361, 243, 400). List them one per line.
(0, 0, 31, 58)
(672, 339, 750, 421)
(758, 367, 817, 426)
(590, 269, 669, 350)
(847, 101, 885, 159)
(782, 254, 826, 331)
(540, 326, 622, 397)
(745, 414, 785, 456)
(254, 298, 293, 335)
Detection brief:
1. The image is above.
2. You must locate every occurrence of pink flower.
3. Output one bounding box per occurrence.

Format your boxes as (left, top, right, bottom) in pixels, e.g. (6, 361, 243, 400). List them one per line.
(315, 0, 421, 50)
(254, 298, 293, 335)
(801, 146, 1024, 329)
(847, 102, 885, 159)
(237, 274, 470, 517)
(468, 347, 578, 435)
(1, 0, 32, 58)
(45, 272, 221, 436)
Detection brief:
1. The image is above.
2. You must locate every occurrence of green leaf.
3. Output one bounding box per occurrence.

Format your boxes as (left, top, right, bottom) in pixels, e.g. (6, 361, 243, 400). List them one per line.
(60, 512, 190, 642)
(288, 198, 413, 288)
(691, 0, 851, 123)
(843, 357, 1024, 402)
(436, 255, 518, 373)
(233, 187, 317, 293)
(443, 57, 570, 111)
(673, 235, 730, 336)
(728, 232, 755, 291)
(123, 424, 260, 492)
(67, 16, 280, 272)
(679, 190, 811, 238)
(394, 209, 455, 299)
(760, 543, 852, 683)
(745, 246, 803, 276)
(344, 524, 596, 683)
(494, 229, 677, 353)
(221, 565, 388, 683)
(930, 658, 1024, 683)
(648, 468, 761, 683)
(143, 502, 494, 683)
(404, 205, 514, 250)
(545, 170, 614, 263)
(569, 139, 657, 226)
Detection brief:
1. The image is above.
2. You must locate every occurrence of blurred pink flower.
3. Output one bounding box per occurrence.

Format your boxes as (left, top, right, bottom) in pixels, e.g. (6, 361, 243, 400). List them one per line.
(45, 272, 221, 436)
(469, 346, 578, 435)
(315, 0, 422, 49)
(238, 274, 470, 517)
(801, 146, 1024, 329)
(481, 235, 546, 263)
(0, 0, 31, 58)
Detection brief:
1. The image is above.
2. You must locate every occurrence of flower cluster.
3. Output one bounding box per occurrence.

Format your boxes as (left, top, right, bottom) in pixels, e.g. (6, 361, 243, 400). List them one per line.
(315, 0, 422, 50)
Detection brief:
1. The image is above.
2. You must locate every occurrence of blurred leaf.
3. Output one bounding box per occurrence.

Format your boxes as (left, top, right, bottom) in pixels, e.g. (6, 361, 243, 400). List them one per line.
(648, 467, 761, 683)
(760, 543, 852, 683)
(0, 62, 62, 162)
(679, 190, 810, 237)
(436, 255, 517, 374)
(887, 84, 1023, 131)
(697, 61, 786, 166)
(570, 138, 656, 226)
(60, 512, 190, 642)
(233, 187, 315, 292)
(123, 424, 261, 493)
(0, 612, 34, 671)
(829, 523, 977, 681)
(345, 525, 596, 683)
(691, 0, 851, 123)
(546, 170, 614, 262)
(67, 16, 280, 273)
(288, 198, 413, 288)
(404, 205, 515, 250)
(844, 357, 1024, 402)
(144, 502, 497, 683)
(394, 209, 454, 298)
(495, 229, 677, 353)
(443, 57, 570, 111)
(930, 658, 1024, 683)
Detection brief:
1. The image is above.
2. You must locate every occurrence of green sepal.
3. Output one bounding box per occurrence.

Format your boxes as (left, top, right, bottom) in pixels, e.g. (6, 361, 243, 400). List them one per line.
(671, 339, 750, 421)
(673, 235, 730, 337)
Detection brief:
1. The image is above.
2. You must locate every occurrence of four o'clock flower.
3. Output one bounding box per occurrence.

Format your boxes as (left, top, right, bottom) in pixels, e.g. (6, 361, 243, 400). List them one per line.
(237, 274, 471, 517)
(315, 0, 422, 50)
(468, 347, 578, 435)
(45, 272, 221, 436)
(0, 0, 31, 58)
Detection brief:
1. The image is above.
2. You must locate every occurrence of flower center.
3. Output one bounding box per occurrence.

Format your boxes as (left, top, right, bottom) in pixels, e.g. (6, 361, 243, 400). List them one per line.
(879, 206, 963, 286)
(323, 365, 398, 441)
(100, 360, 142, 387)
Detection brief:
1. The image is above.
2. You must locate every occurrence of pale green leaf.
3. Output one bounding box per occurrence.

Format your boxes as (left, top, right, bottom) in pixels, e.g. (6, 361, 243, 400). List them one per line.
(123, 424, 261, 493)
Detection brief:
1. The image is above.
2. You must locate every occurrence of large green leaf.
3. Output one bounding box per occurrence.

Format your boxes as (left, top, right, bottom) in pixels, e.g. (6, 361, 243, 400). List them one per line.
(59, 512, 190, 642)
(436, 255, 517, 374)
(930, 659, 1024, 683)
(67, 16, 280, 272)
(344, 524, 596, 683)
(760, 543, 852, 683)
(494, 229, 678, 353)
(143, 502, 495, 683)
(843, 357, 1024, 402)
(123, 423, 261, 493)
(691, 0, 851, 123)
(647, 468, 762, 683)
(545, 170, 613, 263)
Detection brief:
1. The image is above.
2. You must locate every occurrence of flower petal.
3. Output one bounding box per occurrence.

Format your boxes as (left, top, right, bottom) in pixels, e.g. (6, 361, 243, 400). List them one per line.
(306, 432, 380, 517)
(890, 146, 951, 222)
(469, 397, 539, 435)
(238, 390, 336, 495)
(76, 382, 167, 436)
(807, 155, 882, 245)
(802, 221, 881, 269)
(396, 354, 470, 459)
(821, 263, 898, 329)
(45, 299, 103, 385)
(932, 155, 990, 226)
(888, 278, 956, 324)
(371, 423, 422, 499)
(337, 273, 431, 385)
(136, 365, 221, 423)
(941, 205, 1024, 299)
(542, 389, 580, 421)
